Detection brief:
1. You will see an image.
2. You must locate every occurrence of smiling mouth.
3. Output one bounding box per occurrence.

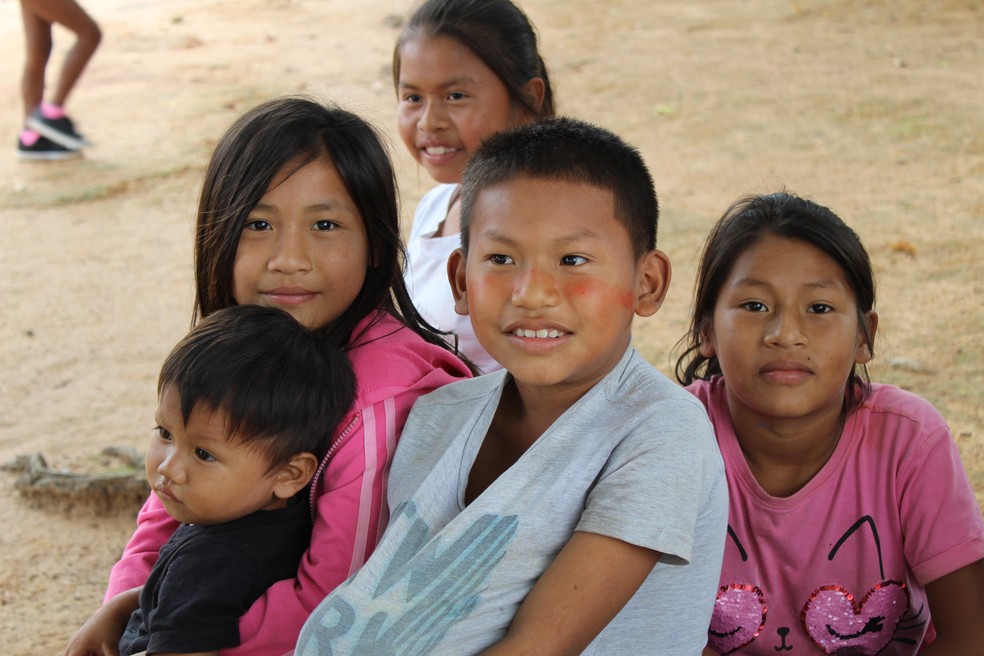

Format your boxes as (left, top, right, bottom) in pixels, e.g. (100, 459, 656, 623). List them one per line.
(422, 146, 458, 156)
(513, 328, 566, 339)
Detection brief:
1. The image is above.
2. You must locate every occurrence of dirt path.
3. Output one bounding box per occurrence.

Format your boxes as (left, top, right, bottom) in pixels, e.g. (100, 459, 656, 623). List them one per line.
(0, 0, 981, 652)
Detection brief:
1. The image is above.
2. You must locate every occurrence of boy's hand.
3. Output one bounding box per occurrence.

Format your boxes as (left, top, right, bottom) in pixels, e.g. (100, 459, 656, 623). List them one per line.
(64, 587, 141, 656)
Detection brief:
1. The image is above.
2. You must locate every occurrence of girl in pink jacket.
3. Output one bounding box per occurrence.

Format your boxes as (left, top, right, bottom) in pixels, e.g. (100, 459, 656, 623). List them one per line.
(66, 96, 472, 656)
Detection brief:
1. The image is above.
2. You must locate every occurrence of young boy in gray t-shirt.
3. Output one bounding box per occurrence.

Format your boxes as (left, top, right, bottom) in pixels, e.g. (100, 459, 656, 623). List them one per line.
(296, 117, 727, 655)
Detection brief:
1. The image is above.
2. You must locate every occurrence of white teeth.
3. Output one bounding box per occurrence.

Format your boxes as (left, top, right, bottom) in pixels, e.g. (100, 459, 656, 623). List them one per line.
(514, 328, 563, 338)
(425, 146, 455, 155)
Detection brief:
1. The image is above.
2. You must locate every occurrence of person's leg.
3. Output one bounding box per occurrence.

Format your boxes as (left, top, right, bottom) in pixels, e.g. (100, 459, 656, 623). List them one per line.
(20, 0, 101, 109)
(20, 0, 99, 149)
(19, 0, 54, 122)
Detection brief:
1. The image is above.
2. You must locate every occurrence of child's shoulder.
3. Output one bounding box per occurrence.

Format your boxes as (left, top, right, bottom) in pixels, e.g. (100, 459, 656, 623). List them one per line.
(416, 183, 457, 211)
(609, 349, 711, 418)
(850, 384, 953, 461)
(412, 367, 506, 408)
(551, 349, 719, 458)
(859, 382, 948, 431)
(684, 375, 722, 406)
(410, 183, 458, 230)
(346, 311, 472, 404)
(409, 347, 711, 427)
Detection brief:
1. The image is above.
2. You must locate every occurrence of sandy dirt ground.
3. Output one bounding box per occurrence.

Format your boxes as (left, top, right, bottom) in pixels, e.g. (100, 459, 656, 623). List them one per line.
(0, 0, 981, 653)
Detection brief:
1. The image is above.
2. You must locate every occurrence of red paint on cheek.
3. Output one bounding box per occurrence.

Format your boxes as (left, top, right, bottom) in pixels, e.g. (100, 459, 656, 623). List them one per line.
(564, 278, 635, 309)
(467, 272, 512, 301)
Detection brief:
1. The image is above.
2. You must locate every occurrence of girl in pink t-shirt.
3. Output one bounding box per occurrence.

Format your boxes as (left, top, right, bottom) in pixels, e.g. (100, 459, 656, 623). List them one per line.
(677, 191, 984, 655)
(65, 96, 471, 656)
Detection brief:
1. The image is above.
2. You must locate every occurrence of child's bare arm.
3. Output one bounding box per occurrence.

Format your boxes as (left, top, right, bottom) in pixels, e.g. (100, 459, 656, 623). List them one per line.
(919, 558, 984, 654)
(64, 587, 141, 656)
(481, 531, 660, 656)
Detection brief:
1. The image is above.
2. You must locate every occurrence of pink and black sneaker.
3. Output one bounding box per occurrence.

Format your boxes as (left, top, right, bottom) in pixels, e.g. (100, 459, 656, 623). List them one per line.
(26, 104, 90, 150)
(17, 131, 81, 161)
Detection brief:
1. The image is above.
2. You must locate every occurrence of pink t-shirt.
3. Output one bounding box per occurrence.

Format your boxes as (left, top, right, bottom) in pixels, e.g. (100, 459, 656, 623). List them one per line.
(688, 378, 984, 655)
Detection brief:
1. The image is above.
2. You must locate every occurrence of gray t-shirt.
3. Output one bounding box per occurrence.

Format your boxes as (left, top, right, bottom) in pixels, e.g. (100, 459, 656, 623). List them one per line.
(296, 347, 727, 655)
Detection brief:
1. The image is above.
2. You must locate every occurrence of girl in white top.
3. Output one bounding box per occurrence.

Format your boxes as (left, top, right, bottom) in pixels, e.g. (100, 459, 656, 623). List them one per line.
(394, 0, 555, 373)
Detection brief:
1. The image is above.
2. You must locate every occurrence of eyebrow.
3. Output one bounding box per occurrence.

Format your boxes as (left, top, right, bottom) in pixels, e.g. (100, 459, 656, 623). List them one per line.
(251, 201, 347, 214)
(478, 227, 602, 248)
(399, 75, 482, 90)
(731, 276, 843, 291)
(186, 425, 236, 449)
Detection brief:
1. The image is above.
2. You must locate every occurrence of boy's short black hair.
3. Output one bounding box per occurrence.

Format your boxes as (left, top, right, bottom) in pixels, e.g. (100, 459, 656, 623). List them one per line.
(459, 117, 658, 258)
(158, 305, 355, 473)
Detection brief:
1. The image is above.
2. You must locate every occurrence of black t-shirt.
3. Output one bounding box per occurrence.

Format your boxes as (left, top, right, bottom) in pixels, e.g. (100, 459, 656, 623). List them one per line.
(119, 501, 311, 655)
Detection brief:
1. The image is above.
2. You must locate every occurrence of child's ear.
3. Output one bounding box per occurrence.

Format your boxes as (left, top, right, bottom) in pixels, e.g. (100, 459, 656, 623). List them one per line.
(855, 310, 879, 364)
(698, 322, 717, 358)
(448, 248, 470, 317)
(522, 77, 547, 116)
(272, 452, 319, 500)
(634, 249, 672, 318)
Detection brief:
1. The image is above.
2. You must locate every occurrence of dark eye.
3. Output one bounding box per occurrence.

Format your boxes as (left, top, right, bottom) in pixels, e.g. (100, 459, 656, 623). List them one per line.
(195, 448, 216, 463)
(488, 254, 514, 265)
(244, 219, 272, 231)
(561, 255, 588, 266)
(312, 220, 338, 231)
(808, 303, 833, 314)
(447, 91, 466, 101)
(154, 426, 172, 441)
(402, 93, 421, 103)
(741, 301, 768, 312)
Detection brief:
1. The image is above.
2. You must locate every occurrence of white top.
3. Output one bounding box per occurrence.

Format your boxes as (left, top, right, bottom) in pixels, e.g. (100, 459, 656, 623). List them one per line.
(404, 183, 500, 374)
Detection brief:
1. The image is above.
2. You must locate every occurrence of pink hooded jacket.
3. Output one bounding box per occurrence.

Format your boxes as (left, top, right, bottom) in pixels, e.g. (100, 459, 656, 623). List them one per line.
(105, 312, 472, 655)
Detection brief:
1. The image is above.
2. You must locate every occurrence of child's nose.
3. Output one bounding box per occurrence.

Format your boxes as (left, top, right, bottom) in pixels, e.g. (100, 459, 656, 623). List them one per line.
(269, 230, 312, 274)
(512, 267, 560, 309)
(418, 99, 450, 133)
(157, 449, 186, 484)
(765, 309, 807, 348)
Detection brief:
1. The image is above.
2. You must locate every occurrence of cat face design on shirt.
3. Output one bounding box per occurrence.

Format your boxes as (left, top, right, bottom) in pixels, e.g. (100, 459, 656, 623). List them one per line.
(708, 516, 925, 654)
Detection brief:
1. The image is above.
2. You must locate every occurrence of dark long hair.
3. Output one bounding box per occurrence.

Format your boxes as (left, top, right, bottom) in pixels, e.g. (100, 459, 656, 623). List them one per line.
(394, 0, 555, 118)
(193, 96, 461, 355)
(675, 191, 876, 412)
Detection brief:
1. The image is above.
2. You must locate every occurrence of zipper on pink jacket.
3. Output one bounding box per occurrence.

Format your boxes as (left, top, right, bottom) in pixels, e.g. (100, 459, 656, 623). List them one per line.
(308, 411, 361, 522)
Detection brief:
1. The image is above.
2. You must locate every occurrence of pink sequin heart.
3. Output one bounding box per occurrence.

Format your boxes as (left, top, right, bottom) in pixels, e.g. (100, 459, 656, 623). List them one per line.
(708, 584, 766, 655)
(802, 581, 907, 655)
